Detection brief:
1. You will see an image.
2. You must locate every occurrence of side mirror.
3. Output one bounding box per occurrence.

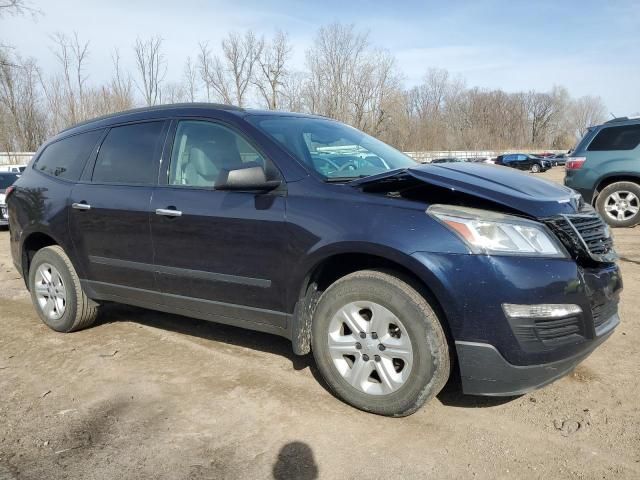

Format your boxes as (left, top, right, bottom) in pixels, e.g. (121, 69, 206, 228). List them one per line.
(215, 164, 281, 191)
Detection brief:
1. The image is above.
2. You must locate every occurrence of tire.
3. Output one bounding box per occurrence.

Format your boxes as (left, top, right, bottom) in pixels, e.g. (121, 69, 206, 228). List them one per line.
(596, 181, 640, 228)
(28, 245, 99, 332)
(531, 163, 541, 173)
(311, 270, 450, 417)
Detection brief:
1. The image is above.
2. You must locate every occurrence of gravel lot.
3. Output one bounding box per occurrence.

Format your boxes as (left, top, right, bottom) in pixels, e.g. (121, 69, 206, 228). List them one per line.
(0, 168, 639, 479)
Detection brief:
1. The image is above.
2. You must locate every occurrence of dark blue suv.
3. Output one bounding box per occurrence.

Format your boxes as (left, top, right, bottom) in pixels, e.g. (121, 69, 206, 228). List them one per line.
(6, 104, 622, 416)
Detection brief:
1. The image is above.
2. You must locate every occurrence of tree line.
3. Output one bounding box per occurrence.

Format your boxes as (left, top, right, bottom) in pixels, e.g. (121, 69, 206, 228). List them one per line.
(0, 5, 607, 154)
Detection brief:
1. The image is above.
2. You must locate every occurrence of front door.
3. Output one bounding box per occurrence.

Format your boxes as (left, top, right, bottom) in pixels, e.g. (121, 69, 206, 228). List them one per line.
(69, 121, 167, 295)
(149, 119, 289, 328)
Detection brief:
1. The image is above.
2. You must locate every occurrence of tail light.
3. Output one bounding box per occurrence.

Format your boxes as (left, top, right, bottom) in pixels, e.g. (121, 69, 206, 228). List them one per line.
(565, 157, 586, 170)
(4, 185, 15, 201)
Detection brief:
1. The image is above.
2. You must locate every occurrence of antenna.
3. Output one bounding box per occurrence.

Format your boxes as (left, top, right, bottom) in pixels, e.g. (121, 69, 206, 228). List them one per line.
(609, 112, 616, 119)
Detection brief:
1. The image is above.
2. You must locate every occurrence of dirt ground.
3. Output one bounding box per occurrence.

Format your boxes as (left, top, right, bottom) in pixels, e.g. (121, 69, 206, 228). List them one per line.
(1, 168, 639, 480)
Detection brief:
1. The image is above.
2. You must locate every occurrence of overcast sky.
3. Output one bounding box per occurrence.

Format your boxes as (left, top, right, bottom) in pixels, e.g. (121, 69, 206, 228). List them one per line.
(3, 0, 639, 114)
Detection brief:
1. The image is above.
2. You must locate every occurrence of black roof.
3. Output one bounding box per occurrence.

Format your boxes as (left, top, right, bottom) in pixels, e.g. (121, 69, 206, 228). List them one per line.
(59, 103, 243, 134)
(57, 103, 328, 138)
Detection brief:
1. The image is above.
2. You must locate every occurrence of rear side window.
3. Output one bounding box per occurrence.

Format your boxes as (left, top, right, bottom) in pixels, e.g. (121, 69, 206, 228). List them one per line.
(588, 125, 640, 151)
(35, 130, 103, 181)
(92, 122, 164, 184)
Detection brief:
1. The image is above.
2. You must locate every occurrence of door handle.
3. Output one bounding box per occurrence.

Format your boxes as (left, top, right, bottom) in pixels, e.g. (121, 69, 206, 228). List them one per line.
(155, 208, 182, 217)
(72, 202, 91, 211)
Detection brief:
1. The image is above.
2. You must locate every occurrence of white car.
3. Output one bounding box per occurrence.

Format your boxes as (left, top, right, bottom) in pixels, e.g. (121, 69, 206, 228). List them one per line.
(0, 172, 21, 226)
(0, 165, 27, 173)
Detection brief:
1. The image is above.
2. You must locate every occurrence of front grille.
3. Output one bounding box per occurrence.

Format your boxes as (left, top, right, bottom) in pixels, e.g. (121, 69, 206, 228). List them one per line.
(545, 213, 616, 263)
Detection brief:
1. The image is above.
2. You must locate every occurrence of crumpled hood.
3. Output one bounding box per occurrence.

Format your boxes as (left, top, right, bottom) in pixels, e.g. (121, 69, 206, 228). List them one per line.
(353, 162, 583, 218)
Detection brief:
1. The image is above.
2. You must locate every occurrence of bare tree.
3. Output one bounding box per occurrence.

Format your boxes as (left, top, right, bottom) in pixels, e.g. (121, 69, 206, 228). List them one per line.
(50, 33, 90, 123)
(197, 42, 214, 101)
(133, 36, 166, 106)
(162, 82, 188, 104)
(108, 48, 134, 112)
(183, 56, 198, 102)
(0, 0, 39, 18)
(280, 71, 307, 112)
(0, 51, 47, 150)
(253, 30, 290, 109)
(199, 31, 262, 107)
(572, 95, 606, 138)
(305, 23, 400, 137)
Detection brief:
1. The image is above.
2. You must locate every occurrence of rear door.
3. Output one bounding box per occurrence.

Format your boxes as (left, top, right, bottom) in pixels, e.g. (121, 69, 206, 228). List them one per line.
(69, 120, 169, 296)
(149, 118, 289, 328)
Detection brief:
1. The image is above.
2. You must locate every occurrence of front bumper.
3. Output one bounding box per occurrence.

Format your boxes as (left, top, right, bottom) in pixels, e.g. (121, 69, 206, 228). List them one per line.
(456, 314, 617, 395)
(409, 252, 622, 395)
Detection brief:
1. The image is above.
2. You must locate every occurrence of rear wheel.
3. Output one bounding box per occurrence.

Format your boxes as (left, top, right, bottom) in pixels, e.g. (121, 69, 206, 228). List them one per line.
(596, 181, 640, 227)
(28, 246, 99, 332)
(311, 270, 450, 417)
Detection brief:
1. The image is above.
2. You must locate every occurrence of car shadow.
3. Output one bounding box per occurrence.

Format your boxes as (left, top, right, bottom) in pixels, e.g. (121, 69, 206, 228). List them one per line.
(95, 303, 522, 410)
(94, 303, 336, 394)
(436, 376, 522, 408)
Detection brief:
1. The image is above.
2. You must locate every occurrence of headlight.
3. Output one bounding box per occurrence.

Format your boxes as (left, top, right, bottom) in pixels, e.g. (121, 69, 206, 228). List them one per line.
(428, 204, 567, 257)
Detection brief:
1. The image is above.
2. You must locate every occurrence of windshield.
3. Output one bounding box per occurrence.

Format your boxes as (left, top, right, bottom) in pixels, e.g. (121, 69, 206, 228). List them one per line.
(0, 173, 19, 189)
(247, 115, 416, 180)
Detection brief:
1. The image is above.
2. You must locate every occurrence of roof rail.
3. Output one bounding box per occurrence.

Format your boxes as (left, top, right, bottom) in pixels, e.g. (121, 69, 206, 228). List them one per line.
(604, 116, 640, 124)
(58, 103, 243, 134)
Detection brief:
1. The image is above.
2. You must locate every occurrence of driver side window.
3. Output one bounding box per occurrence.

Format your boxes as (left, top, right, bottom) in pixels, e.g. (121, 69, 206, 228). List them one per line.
(169, 120, 274, 187)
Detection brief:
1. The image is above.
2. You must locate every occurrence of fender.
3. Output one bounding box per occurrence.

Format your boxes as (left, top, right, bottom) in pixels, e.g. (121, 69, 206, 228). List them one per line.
(17, 221, 82, 287)
(288, 241, 458, 355)
(592, 171, 640, 203)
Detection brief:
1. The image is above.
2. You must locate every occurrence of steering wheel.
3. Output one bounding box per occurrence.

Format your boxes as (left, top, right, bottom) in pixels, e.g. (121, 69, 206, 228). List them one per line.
(313, 157, 341, 172)
(337, 160, 358, 172)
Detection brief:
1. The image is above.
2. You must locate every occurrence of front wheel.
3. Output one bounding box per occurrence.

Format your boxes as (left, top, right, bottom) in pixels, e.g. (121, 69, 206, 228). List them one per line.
(531, 163, 541, 173)
(596, 181, 640, 227)
(311, 270, 450, 417)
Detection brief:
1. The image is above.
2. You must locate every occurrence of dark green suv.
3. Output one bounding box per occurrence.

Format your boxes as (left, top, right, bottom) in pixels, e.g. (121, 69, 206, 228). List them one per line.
(565, 117, 640, 227)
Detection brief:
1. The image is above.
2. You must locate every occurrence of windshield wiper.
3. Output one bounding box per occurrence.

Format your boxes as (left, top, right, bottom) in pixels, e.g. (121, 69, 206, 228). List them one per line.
(324, 175, 371, 183)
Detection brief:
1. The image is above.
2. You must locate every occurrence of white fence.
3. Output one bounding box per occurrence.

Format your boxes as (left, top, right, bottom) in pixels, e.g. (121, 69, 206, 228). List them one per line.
(404, 150, 567, 163)
(0, 152, 34, 166)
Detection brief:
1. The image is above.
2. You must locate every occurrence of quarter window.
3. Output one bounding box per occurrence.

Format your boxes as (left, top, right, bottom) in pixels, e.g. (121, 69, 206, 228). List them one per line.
(92, 122, 164, 184)
(35, 130, 103, 181)
(588, 125, 640, 151)
(169, 120, 273, 187)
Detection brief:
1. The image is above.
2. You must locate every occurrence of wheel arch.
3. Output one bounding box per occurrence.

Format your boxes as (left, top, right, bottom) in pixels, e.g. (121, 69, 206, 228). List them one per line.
(20, 230, 63, 290)
(289, 245, 455, 357)
(593, 174, 640, 204)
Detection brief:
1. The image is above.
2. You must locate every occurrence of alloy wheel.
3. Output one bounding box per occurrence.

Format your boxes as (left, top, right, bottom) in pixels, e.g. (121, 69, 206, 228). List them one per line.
(327, 301, 413, 395)
(604, 190, 639, 222)
(34, 263, 66, 320)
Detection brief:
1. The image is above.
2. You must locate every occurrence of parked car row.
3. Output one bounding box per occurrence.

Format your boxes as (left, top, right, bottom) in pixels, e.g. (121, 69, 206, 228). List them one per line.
(495, 153, 552, 173)
(429, 154, 563, 172)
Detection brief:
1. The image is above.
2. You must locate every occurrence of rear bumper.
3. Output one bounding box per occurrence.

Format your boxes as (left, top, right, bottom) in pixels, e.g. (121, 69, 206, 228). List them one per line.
(456, 313, 618, 396)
